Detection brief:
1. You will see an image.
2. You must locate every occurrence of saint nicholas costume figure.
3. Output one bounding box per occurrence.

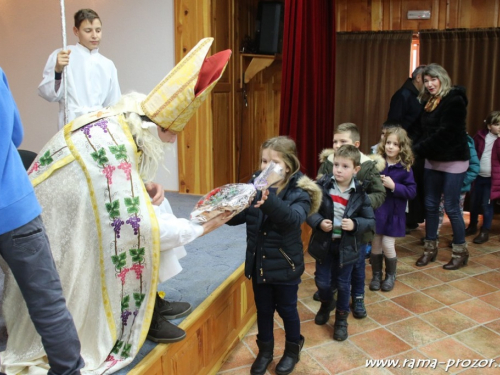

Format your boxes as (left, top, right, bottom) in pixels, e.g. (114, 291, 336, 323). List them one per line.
(1, 38, 231, 374)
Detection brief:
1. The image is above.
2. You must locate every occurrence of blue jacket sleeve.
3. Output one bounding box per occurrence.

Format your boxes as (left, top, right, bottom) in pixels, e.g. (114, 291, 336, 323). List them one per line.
(259, 190, 310, 231)
(462, 135, 480, 192)
(1, 68, 23, 171)
(352, 194, 375, 236)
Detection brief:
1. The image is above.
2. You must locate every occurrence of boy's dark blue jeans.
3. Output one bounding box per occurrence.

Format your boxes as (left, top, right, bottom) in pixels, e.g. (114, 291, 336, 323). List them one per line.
(315, 239, 355, 312)
(351, 242, 368, 297)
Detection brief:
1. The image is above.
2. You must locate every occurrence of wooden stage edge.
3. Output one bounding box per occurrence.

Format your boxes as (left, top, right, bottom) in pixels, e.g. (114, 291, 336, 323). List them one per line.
(129, 263, 256, 375)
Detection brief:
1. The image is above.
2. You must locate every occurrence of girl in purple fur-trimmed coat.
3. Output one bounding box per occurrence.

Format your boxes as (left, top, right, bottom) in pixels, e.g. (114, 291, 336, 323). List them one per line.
(370, 127, 416, 292)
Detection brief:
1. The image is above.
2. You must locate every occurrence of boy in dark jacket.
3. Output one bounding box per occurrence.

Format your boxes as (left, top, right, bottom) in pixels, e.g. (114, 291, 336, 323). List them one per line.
(307, 145, 375, 341)
(314, 123, 385, 320)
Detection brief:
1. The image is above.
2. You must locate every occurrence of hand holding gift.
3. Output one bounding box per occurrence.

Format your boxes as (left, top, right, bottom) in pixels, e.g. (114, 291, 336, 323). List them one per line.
(190, 161, 284, 223)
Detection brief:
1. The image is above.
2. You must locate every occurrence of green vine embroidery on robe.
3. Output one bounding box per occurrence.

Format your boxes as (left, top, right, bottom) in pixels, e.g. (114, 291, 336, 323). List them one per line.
(109, 144, 128, 160)
(90, 147, 109, 166)
(39, 150, 54, 166)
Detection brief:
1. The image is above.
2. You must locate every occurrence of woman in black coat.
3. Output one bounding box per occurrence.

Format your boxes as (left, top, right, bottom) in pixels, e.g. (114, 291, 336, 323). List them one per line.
(413, 63, 470, 270)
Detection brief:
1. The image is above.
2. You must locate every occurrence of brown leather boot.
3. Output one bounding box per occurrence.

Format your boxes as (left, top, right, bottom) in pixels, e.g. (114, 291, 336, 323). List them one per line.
(473, 228, 489, 244)
(443, 243, 469, 270)
(416, 240, 438, 267)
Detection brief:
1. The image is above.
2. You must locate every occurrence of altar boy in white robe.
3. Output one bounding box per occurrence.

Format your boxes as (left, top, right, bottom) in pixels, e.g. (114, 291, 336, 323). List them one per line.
(38, 9, 121, 130)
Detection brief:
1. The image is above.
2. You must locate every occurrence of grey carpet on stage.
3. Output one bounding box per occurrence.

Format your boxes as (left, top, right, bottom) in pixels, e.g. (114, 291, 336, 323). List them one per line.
(0, 192, 247, 373)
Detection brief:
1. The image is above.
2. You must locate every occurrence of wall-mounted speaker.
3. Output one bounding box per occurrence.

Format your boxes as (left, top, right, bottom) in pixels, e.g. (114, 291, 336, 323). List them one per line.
(255, 1, 283, 55)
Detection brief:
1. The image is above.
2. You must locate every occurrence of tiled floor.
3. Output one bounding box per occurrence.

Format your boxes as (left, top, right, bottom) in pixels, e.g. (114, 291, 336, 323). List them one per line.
(217, 214, 500, 374)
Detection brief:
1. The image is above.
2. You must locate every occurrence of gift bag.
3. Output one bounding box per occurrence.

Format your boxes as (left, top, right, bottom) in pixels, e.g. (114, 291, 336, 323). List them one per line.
(190, 161, 284, 223)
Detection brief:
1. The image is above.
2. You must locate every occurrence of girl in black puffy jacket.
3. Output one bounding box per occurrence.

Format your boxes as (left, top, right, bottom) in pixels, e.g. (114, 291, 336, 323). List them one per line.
(227, 136, 321, 375)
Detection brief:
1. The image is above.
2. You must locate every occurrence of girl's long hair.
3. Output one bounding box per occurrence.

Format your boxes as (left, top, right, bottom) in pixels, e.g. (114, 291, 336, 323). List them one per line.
(259, 136, 300, 188)
(377, 127, 414, 171)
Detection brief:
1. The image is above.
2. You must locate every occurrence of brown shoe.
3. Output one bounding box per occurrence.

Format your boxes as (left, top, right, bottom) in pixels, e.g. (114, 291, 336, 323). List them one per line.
(416, 240, 438, 267)
(473, 228, 489, 244)
(443, 243, 469, 270)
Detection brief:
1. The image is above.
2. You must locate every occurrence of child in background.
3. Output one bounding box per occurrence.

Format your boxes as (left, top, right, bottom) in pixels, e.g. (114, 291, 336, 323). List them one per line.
(465, 111, 500, 244)
(307, 145, 375, 341)
(314, 123, 385, 320)
(227, 136, 321, 375)
(370, 127, 416, 292)
(371, 121, 400, 154)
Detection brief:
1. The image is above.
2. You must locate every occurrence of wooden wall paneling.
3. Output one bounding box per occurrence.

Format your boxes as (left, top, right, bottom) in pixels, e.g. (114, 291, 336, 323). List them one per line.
(254, 80, 272, 153)
(437, 0, 448, 29)
(457, 0, 499, 28)
(498, 1, 500, 27)
(236, 82, 258, 183)
(272, 81, 281, 137)
(212, 90, 233, 188)
(211, 0, 235, 187)
(177, 100, 214, 194)
(337, 0, 500, 32)
(234, 0, 259, 183)
(346, 0, 372, 31)
(371, 0, 384, 31)
(234, 0, 283, 182)
(384, 0, 402, 30)
(262, 64, 281, 140)
(336, 0, 349, 31)
(176, 0, 214, 194)
(212, 0, 232, 83)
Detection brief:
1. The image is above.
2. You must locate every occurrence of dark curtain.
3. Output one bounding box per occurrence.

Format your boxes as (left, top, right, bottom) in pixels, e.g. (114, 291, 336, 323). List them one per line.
(279, 0, 336, 177)
(334, 31, 413, 154)
(420, 28, 500, 136)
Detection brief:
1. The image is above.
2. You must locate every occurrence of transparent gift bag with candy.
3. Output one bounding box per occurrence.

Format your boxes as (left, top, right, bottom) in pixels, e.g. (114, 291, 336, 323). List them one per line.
(190, 161, 284, 223)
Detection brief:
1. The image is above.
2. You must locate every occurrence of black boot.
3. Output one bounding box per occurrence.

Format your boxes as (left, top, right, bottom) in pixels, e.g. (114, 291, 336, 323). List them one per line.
(369, 254, 383, 291)
(250, 339, 274, 375)
(275, 335, 304, 375)
(155, 293, 191, 319)
(312, 290, 320, 301)
(381, 257, 397, 292)
(465, 223, 478, 236)
(351, 295, 367, 319)
(473, 227, 489, 244)
(147, 308, 186, 343)
(315, 299, 336, 325)
(333, 310, 349, 341)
